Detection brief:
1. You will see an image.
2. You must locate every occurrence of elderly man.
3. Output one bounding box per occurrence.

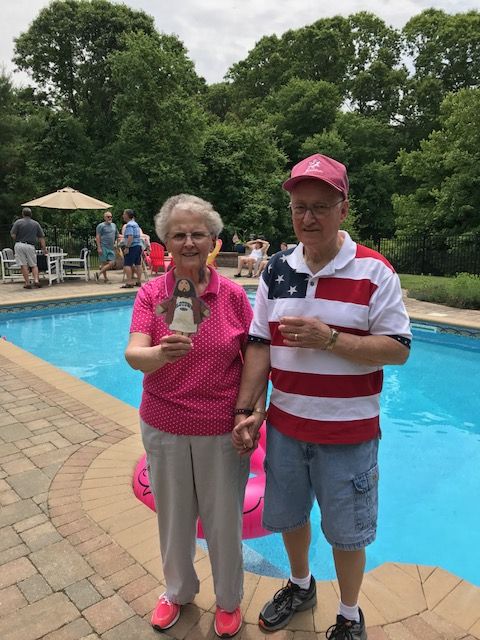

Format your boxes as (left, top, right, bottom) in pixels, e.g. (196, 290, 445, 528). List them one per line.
(233, 154, 411, 640)
(10, 207, 48, 289)
(95, 211, 119, 283)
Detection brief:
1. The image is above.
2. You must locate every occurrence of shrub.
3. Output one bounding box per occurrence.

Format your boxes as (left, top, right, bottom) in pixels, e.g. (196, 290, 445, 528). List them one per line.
(408, 273, 480, 309)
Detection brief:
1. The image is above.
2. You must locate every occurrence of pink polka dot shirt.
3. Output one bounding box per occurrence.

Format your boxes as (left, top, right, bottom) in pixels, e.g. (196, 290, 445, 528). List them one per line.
(130, 267, 253, 436)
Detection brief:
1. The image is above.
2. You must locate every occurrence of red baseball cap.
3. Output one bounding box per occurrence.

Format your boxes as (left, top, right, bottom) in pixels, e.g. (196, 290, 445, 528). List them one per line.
(283, 153, 349, 197)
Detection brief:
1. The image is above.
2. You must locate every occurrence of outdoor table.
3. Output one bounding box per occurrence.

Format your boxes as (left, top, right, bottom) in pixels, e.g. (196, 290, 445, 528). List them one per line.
(37, 251, 67, 286)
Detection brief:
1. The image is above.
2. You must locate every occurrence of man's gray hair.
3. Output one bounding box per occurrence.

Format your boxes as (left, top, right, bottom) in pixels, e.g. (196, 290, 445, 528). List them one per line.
(22, 207, 32, 216)
(155, 194, 223, 242)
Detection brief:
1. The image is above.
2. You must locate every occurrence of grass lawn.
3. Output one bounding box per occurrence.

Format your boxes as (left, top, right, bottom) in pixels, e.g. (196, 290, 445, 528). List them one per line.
(399, 274, 450, 290)
(399, 273, 480, 309)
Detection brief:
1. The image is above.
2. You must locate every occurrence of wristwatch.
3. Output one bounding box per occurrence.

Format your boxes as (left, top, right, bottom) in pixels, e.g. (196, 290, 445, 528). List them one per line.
(324, 328, 340, 351)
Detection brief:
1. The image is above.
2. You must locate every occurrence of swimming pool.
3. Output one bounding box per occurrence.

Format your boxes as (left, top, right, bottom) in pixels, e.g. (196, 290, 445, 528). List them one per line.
(2, 296, 479, 584)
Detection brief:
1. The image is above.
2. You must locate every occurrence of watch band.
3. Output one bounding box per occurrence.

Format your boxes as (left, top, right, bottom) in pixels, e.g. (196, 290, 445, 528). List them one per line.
(325, 328, 340, 351)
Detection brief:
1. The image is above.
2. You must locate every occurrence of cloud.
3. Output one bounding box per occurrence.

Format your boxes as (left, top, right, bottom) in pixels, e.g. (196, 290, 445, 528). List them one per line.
(1, 0, 479, 85)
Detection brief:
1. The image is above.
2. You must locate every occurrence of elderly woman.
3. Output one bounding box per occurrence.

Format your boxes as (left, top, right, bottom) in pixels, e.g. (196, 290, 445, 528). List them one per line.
(125, 194, 253, 638)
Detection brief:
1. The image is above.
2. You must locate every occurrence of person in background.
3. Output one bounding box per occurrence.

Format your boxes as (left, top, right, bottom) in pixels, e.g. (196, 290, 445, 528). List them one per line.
(95, 211, 118, 283)
(125, 194, 254, 638)
(121, 209, 143, 288)
(232, 153, 411, 640)
(254, 241, 291, 277)
(10, 207, 47, 289)
(234, 238, 270, 278)
(140, 231, 151, 251)
(232, 232, 246, 254)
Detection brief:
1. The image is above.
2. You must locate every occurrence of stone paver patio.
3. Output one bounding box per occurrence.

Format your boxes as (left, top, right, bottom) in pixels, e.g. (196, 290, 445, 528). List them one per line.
(0, 269, 479, 639)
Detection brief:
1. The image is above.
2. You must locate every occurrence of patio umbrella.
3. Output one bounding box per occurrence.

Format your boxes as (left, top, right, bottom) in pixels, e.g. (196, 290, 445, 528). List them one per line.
(22, 187, 112, 210)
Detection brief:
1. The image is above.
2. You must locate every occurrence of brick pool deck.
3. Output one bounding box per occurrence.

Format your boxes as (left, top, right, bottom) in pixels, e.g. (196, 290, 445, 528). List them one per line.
(0, 269, 479, 640)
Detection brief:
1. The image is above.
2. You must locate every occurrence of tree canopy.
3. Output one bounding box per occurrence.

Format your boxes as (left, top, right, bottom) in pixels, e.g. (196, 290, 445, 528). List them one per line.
(2, 2, 480, 245)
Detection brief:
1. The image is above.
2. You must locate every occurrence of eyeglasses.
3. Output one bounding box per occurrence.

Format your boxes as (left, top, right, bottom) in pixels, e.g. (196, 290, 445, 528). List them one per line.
(168, 232, 212, 243)
(105, 216, 112, 219)
(289, 200, 344, 220)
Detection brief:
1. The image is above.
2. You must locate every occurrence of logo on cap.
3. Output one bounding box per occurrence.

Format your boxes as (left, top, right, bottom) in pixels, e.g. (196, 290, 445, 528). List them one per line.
(305, 159, 322, 174)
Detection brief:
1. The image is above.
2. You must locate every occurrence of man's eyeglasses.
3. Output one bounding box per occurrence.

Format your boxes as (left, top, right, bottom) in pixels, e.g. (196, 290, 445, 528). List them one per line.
(289, 200, 344, 220)
(105, 216, 112, 219)
(168, 232, 212, 243)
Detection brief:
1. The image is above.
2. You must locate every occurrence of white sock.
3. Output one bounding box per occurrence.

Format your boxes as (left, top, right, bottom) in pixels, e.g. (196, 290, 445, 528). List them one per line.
(290, 573, 311, 590)
(338, 601, 360, 623)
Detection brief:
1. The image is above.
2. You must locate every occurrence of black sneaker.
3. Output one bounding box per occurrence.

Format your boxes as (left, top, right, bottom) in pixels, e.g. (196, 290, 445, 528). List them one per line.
(325, 608, 367, 640)
(258, 576, 316, 632)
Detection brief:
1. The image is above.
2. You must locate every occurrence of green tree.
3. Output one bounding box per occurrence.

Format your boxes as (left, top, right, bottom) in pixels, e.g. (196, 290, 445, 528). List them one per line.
(226, 34, 287, 100)
(264, 78, 341, 159)
(278, 17, 353, 88)
(14, 0, 156, 142)
(346, 12, 407, 121)
(401, 9, 480, 145)
(203, 82, 234, 121)
(105, 32, 207, 221)
(199, 123, 288, 241)
(226, 17, 353, 106)
(0, 74, 45, 227)
(394, 88, 480, 236)
(403, 9, 480, 91)
(27, 112, 94, 191)
(301, 113, 400, 238)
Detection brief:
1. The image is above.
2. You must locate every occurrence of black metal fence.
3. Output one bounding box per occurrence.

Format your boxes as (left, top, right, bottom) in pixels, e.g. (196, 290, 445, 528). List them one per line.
(359, 233, 480, 276)
(1, 225, 478, 276)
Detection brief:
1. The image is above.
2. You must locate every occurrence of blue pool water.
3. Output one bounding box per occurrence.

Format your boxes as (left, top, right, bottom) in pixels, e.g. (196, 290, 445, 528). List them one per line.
(2, 297, 480, 584)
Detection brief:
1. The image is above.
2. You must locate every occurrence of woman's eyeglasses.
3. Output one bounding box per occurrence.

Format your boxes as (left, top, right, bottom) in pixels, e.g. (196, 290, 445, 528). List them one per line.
(168, 232, 211, 243)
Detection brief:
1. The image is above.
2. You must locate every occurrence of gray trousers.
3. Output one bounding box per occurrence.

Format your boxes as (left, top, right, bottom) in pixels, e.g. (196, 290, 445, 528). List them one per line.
(141, 420, 249, 611)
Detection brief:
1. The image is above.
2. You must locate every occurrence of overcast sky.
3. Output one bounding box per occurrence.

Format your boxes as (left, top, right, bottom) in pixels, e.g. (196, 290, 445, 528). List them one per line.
(1, 0, 478, 86)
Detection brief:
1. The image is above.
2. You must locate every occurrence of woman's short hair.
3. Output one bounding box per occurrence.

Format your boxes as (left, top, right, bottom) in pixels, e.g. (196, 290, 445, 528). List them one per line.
(155, 194, 223, 242)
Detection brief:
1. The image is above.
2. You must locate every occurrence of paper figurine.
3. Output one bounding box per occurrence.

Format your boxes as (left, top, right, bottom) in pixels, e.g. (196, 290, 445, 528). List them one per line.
(156, 278, 210, 335)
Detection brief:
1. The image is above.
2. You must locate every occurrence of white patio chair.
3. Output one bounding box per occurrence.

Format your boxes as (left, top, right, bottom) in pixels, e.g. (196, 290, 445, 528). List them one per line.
(62, 248, 90, 281)
(0, 248, 23, 283)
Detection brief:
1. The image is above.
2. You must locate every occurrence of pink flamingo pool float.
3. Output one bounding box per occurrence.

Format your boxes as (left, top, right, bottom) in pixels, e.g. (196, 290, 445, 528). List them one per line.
(133, 423, 270, 539)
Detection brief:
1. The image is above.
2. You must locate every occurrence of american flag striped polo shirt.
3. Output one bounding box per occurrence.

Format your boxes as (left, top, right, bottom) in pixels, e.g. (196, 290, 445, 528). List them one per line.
(249, 232, 412, 444)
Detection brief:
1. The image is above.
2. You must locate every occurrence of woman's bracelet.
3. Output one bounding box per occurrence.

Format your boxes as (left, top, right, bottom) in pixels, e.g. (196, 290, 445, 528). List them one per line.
(233, 408, 253, 416)
(233, 407, 266, 417)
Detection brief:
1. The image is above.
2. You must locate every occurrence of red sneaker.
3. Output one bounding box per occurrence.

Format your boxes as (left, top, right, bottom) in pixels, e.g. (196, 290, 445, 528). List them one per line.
(151, 593, 181, 630)
(214, 606, 242, 638)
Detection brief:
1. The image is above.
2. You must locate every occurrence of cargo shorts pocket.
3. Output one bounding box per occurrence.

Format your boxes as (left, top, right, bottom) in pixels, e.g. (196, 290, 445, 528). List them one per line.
(353, 463, 379, 532)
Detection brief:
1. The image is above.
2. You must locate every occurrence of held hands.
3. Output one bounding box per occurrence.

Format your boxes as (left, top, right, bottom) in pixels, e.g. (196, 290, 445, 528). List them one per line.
(157, 334, 192, 365)
(232, 414, 262, 456)
(279, 316, 332, 349)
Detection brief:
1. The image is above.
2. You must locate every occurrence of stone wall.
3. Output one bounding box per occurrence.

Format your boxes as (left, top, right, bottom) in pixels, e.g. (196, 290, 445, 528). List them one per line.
(216, 252, 238, 267)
